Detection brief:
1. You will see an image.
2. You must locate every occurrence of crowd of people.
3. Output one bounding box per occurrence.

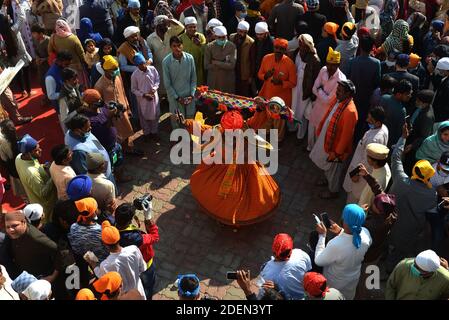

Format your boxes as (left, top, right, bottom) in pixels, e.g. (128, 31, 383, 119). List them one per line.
(1, 0, 449, 301)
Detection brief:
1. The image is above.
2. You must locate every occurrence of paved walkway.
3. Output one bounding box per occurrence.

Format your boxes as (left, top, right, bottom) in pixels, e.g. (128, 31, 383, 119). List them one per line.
(118, 113, 381, 300)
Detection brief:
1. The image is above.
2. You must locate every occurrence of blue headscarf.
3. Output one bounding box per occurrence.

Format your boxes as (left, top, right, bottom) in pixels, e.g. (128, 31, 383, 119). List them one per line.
(342, 204, 365, 249)
(133, 52, 146, 66)
(17, 134, 37, 154)
(78, 18, 103, 45)
(67, 175, 93, 200)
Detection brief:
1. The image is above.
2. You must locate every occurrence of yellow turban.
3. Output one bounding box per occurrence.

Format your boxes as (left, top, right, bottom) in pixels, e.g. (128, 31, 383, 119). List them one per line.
(102, 55, 119, 71)
(411, 160, 435, 188)
(326, 47, 341, 64)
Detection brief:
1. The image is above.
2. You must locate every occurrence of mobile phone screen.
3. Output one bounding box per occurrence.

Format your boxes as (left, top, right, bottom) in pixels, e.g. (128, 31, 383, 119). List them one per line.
(320, 212, 332, 228)
(226, 272, 238, 280)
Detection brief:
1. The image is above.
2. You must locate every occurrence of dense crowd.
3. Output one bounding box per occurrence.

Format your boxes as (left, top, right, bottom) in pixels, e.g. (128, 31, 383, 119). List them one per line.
(1, 0, 449, 301)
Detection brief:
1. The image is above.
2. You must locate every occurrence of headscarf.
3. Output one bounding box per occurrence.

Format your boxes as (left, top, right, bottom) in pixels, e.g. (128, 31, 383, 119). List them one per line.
(303, 272, 329, 298)
(298, 33, 316, 54)
(379, 0, 399, 39)
(102, 55, 119, 71)
(22, 280, 52, 300)
(93, 271, 122, 300)
(342, 204, 365, 249)
(123, 26, 140, 39)
(326, 47, 341, 64)
(341, 22, 356, 40)
(17, 134, 37, 154)
(133, 52, 146, 66)
(55, 19, 73, 38)
(411, 160, 436, 188)
(154, 0, 173, 19)
(416, 121, 449, 164)
(11, 271, 38, 294)
(98, 38, 117, 59)
(323, 22, 339, 40)
(75, 288, 96, 300)
(78, 18, 103, 45)
(409, 53, 421, 69)
(67, 175, 92, 201)
(101, 220, 120, 245)
(272, 233, 293, 260)
(75, 197, 98, 223)
(273, 38, 288, 49)
(382, 19, 409, 55)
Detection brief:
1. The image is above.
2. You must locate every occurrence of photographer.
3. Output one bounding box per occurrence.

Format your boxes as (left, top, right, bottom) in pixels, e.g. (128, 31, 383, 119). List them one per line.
(79, 89, 131, 183)
(114, 196, 159, 299)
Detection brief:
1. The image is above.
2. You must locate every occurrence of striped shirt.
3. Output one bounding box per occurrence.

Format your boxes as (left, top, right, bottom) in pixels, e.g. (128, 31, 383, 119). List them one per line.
(68, 223, 109, 262)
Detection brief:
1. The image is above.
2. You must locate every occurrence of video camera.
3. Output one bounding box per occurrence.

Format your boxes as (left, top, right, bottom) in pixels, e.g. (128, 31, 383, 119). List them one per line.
(133, 194, 153, 211)
(107, 101, 125, 118)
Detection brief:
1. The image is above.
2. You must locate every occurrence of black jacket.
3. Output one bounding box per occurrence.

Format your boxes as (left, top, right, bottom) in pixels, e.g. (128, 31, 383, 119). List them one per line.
(433, 77, 449, 122)
(302, 11, 327, 43)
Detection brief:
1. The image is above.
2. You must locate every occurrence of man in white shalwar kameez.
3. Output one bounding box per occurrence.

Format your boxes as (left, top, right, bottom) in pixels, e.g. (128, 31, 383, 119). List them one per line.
(307, 47, 346, 151)
(343, 106, 389, 203)
(131, 53, 160, 139)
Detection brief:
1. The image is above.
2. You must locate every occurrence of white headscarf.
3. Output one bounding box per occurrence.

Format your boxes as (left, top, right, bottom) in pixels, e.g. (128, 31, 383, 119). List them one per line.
(22, 280, 52, 300)
(415, 250, 441, 272)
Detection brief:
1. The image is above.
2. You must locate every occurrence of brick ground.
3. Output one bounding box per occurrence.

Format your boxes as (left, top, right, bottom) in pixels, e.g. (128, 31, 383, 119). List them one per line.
(118, 106, 385, 300)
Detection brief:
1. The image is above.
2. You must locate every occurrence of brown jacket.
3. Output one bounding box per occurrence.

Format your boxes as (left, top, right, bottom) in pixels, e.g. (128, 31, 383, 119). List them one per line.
(230, 34, 255, 82)
(301, 52, 321, 101)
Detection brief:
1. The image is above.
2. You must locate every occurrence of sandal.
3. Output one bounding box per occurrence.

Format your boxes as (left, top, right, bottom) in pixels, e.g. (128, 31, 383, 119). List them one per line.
(319, 191, 339, 199)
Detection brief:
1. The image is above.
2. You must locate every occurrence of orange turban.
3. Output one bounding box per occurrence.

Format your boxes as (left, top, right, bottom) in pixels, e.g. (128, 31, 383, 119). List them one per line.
(75, 288, 96, 300)
(93, 271, 122, 300)
(82, 89, 102, 105)
(272, 233, 293, 260)
(273, 38, 288, 49)
(409, 53, 421, 69)
(303, 272, 329, 298)
(101, 220, 120, 245)
(220, 110, 243, 130)
(75, 197, 98, 223)
(323, 22, 339, 39)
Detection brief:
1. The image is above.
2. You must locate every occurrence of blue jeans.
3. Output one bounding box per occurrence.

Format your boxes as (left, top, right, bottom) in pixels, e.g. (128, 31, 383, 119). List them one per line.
(140, 263, 156, 300)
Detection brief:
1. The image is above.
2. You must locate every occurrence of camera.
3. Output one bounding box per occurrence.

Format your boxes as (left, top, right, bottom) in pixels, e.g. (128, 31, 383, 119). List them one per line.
(133, 194, 153, 210)
(107, 101, 125, 118)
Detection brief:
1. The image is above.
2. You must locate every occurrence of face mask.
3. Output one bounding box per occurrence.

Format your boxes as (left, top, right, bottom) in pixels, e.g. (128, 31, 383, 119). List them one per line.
(410, 264, 422, 278)
(82, 131, 91, 139)
(385, 60, 395, 67)
(368, 123, 375, 129)
(112, 69, 120, 78)
(216, 39, 227, 47)
(239, 12, 247, 19)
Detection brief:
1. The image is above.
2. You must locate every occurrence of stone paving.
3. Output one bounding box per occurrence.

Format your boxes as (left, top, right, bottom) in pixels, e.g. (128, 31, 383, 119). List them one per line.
(117, 109, 383, 300)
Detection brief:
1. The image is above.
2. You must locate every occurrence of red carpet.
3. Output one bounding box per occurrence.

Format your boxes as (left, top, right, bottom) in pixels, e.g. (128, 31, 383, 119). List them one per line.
(1, 87, 64, 212)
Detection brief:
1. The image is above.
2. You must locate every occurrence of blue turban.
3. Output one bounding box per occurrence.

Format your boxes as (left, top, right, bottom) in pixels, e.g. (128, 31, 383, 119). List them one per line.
(342, 204, 365, 249)
(11, 271, 38, 293)
(17, 134, 37, 154)
(133, 52, 146, 66)
(432, 20, 444, 33)
(67, 175, 92, 201)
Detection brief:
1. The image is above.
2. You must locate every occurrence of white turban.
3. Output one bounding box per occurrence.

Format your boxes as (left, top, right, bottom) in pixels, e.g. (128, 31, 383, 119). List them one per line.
(213, 26, 227, 36)
(184, 16, 197, 26)
(298, 33, 316, 54)
(415, 250, 441, 272)
(23, 203, 44, 222)
(22, 280, 52, 300)
(154, 15, 168, 26)
(237, 21, 250, 31)
(123, 26, 140, 38)
(255, 21, 269, 34)
(206, 18, 223, 31)
(437, 57, 449, 71)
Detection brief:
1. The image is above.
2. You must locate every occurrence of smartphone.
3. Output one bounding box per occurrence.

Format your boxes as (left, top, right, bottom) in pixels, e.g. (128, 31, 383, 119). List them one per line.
(226, 271, 238, 280)
(312, 214, 321, 225)
(349, 165, 361, 178)
(320, 212, 332, 228)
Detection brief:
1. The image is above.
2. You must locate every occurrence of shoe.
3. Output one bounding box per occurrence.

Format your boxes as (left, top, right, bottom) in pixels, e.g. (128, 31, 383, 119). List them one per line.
(16, 116, 33, 125)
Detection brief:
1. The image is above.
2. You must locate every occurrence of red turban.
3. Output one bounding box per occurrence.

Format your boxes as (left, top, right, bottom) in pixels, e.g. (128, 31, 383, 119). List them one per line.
(273, 38, 288, 49)
(220, 110, 243, 130)
(303, 272, 329, 298)
(272, 233, 293, 260)
(82, 89, 102, 104)
(357, 27, 370, 38)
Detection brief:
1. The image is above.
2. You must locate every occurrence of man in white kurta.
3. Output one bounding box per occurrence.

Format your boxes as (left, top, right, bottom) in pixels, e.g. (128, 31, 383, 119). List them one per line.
(343, 107, 389, 203)
(131, 53, 160, 137)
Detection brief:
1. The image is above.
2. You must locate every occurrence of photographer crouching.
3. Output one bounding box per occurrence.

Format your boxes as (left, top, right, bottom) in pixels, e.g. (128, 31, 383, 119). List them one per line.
(79, 89, 132, 183)
(114, 195, 160, 299)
